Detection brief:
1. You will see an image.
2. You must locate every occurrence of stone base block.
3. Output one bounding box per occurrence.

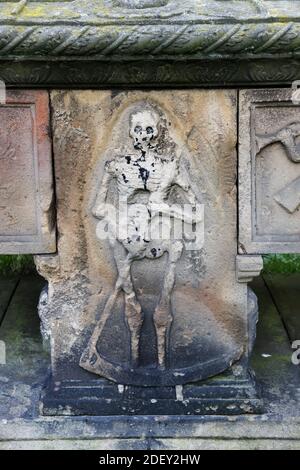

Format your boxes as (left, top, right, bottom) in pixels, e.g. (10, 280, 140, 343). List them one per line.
(41, 372, 262, 416)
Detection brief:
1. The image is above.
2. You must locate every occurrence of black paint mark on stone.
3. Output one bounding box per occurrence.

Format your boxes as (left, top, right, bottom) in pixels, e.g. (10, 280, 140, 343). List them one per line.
(151, 248, 157, 258)
(138, 167, 150, 190)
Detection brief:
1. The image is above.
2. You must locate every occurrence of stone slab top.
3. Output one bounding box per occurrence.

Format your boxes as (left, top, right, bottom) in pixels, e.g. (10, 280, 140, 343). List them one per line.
(0, 0, 300, 60)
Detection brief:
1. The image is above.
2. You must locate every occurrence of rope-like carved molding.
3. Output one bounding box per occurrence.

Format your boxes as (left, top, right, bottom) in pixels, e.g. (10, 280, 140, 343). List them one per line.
(0, 58, 299, 86)
(0, 22, 300, 58)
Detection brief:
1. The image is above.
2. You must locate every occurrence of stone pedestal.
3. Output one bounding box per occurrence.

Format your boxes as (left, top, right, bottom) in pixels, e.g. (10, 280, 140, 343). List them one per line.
(0, 0, 299, 443)
(36, 90, 262, 415)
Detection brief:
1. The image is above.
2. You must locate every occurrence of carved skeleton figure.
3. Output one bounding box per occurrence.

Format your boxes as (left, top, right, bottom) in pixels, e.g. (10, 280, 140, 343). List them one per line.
(81, 107, 199, 370)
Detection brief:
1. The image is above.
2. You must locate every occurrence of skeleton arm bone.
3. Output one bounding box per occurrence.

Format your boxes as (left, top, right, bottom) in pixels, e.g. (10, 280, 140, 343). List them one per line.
(171, 161, 203, 224)
(92, 163, 114, 219)
(173, 161, 198, 206)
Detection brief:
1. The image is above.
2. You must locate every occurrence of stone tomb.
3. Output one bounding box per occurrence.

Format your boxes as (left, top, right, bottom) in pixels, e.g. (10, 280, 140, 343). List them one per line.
(34, 90, 260, 415)
(2, 87, 299, 416)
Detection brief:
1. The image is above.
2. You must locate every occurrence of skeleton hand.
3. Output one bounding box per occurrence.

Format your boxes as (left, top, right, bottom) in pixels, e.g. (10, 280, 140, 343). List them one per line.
(92, 202, 108, 219)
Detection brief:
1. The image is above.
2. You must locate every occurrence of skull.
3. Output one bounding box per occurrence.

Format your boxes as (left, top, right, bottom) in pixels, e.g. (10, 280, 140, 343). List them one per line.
(129, 110, 159, 150)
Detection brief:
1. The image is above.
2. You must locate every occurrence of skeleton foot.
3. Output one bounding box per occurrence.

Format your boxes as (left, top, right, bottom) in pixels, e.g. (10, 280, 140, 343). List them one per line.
(153, 300, 173, 369)
(125, 294, 144, 368)
(80, 343, 99, 369)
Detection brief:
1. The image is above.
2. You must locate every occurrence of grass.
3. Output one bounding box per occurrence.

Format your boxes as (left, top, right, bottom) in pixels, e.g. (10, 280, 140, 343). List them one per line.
(263, 254, 300, 273)
(0, 254, 300, 275)
(0, 255, 35, 275)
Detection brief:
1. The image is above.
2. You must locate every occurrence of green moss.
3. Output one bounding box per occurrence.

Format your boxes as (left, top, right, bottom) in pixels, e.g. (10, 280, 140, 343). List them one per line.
(263, 254, 300, 273)
(0, 255, 35, 275)
(250, 352, 293, 379)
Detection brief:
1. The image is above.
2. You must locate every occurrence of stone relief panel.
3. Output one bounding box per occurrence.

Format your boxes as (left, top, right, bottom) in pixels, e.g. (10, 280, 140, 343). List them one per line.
(37, 90, 248, 387)
(80, 102, 203, 378)
(239, 89, 300, 254)
(0, 90, 56, 254)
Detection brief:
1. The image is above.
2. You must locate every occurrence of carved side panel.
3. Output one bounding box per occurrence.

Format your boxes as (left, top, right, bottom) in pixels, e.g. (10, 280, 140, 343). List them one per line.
(37, 90, 250, 387)
(0, 90, 56, 254)
(239, 89, 300, 254)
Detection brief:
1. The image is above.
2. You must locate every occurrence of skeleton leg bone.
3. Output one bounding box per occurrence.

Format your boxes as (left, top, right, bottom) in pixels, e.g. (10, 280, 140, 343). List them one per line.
(81, 244, 143, 368)
(117, 254, 144, 368)
(153, 241, 183, 369)
(80, 282, 121, 365)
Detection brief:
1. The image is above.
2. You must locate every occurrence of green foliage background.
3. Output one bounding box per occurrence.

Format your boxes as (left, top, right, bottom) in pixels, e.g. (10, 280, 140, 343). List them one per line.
(0, 255, 35, 275)
(263, 254, 300, 273)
